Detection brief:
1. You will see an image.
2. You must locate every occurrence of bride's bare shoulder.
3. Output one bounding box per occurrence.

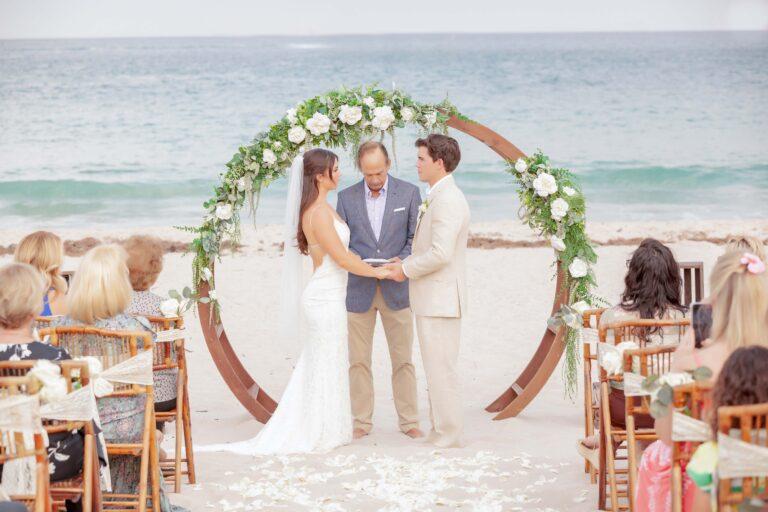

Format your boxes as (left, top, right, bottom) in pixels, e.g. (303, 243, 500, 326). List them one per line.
(303, 203, 334, 227)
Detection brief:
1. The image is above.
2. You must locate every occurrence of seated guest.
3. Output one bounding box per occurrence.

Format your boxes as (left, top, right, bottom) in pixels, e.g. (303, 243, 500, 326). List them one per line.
(579, 239, 688, 462)
(53, 245, 185, 512)
(14, 231, 68, 316)
(0, 263, 86, 485)
(687, 345, 768, 512)
(724, 234, 766, 260)
(124, 235, 165, 317)
(635, 251, 768, 512)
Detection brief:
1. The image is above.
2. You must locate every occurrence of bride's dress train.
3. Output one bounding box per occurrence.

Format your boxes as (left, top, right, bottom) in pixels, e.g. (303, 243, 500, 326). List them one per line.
(199, 218, 353, 455)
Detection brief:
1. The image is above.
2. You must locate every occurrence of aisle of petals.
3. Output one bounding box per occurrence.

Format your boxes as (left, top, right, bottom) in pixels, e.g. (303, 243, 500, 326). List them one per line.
(195, 450, 589, 511)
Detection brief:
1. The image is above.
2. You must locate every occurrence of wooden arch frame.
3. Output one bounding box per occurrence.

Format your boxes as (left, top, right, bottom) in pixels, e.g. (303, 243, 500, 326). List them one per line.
(197, 115, 570, 423)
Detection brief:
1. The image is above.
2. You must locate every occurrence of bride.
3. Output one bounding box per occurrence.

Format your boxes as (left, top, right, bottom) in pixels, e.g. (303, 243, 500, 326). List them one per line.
(202, 148, 389, 454)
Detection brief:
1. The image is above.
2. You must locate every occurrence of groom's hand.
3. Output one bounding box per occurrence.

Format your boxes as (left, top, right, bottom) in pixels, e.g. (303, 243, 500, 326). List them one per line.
(384, 262, 407, 282)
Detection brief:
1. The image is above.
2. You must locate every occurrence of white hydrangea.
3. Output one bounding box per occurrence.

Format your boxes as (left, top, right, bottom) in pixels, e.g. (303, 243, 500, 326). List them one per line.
(272, 141, 282, 150)
(236, 176, 252, 192)
(363, 96, 375, 108)
(305, 112, 331, 136)
(400, 107, 414, 122)
(568, 257, 589, 278)
(262, 148, 277, 166)
(424, 111, 437, 126)
(288, 126, 306, 144)
(550, 197, 569, 221)
(215, 203, 233, 221)
(550, 234, 566, 252)
(371, 106, 396, 130)
(563, 186, 576, 196)
(533, 172, 558, 197)
(514, 158, 528, 173)
(337, 104, 362, 125)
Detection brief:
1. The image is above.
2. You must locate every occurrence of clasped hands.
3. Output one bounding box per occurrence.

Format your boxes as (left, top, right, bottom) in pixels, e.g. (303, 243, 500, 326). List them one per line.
(373, 257, 407, 282)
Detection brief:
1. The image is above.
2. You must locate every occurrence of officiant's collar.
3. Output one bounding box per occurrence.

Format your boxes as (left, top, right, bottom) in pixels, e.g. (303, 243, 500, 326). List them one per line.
(427, 174, 452, 197)
(365, 176, 388, 198)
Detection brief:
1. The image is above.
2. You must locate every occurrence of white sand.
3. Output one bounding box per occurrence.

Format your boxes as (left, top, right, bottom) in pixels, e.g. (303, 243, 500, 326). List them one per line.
(2, 220, 765, 511)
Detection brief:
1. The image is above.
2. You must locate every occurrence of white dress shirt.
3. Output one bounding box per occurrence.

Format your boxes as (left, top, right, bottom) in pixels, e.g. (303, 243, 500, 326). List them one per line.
(365, 176, 388, 241)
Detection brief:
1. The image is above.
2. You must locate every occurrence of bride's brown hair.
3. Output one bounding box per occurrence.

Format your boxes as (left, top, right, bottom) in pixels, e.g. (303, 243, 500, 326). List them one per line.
(297, 148, 338, 255)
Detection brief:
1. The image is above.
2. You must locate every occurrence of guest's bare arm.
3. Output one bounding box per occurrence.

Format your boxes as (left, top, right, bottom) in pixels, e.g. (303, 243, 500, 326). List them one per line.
(310, 207, 388, 279)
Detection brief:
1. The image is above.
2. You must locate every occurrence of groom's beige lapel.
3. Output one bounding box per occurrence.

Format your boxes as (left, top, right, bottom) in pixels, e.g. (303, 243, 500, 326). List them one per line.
(402, 172, 470, 448)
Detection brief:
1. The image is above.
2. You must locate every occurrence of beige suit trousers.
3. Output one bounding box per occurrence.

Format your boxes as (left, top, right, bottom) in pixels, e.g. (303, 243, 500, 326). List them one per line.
(415, 315, 463, 448)
(348, 286, 419, 433)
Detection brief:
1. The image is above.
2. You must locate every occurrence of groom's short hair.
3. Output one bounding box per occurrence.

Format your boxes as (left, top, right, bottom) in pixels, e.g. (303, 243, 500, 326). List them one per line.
(356, 141, 390, 170)
(415, 134, 461, 172)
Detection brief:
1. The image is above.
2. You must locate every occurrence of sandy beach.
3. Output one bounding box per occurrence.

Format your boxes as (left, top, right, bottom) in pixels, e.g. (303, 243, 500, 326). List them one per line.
(3, 219, 766, 511)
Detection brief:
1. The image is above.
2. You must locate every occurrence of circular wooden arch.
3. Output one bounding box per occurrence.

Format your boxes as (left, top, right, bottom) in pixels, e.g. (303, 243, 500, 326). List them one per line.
(197, 115, 569, 422)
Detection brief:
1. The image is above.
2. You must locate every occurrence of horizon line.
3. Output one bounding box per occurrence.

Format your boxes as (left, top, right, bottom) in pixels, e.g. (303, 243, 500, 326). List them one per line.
(1, 27, 766, 42)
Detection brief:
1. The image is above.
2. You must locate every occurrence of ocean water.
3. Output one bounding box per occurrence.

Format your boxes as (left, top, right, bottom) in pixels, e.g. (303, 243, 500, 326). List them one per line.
(1, 32, 766, 229)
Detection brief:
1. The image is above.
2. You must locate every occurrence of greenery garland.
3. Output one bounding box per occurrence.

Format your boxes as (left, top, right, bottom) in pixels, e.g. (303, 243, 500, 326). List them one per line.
(181, 84, 600, 396)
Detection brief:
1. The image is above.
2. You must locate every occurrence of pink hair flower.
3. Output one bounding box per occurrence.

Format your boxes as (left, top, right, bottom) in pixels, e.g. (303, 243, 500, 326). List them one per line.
(741, 252, 766, 275)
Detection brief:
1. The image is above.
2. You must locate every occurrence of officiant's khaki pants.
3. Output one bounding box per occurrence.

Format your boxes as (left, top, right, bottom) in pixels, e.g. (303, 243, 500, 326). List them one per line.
(416, 315, 463, 448)
(348, 286, 419, 434)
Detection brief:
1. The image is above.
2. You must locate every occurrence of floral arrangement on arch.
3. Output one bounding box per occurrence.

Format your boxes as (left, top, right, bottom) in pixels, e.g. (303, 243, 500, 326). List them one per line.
(179, 84, 600, 396)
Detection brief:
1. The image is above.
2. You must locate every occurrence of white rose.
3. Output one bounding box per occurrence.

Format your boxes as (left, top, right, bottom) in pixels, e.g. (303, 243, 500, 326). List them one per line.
(550, 197, 570, 221)
(236, 177, 252, 192)
(563, 186, 576, 196)
(533, 172, 558, 197)
(600, 350, 622, 376)
(201, 267, 213, 282)
(371, 106, 396, 131)
(337, 105, 362, 125)
(160, 298, 181, 318)
(209, 290, 218, 301)
(514, 158, 528, 173)
(400, 107, 414, 122)
(288, 126, 306, 144)
(262, 148, 277, 166)
(305, 112, 331, 136)
(571, 301, 590, 314)
(568, 257, 589, 278)
(550, 234, 566, 252)
(363, 96, 375, 108)
(215, 203, 233, 221)
(286, 108, 298, 124)
(425, 111, 437, 126)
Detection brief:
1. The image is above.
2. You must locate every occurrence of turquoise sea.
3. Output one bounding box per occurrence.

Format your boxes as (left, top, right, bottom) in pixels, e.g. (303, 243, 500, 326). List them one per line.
(1, 32, 766, 228)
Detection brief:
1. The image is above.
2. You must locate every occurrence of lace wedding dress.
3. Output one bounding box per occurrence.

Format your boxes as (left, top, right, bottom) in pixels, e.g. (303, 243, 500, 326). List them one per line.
(202, 218, 353, 455)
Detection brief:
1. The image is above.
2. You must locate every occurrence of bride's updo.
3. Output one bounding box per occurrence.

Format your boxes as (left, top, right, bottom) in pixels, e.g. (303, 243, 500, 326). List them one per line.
(297, 148, 338, 255)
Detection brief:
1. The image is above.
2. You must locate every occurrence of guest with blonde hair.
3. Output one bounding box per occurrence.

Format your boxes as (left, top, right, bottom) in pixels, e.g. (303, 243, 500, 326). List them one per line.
(0, 263, 92, 490)
(124, 234, 165, 317)
(723, 234, 765, 260)
(53, 245, 186, 511)
(635, 250, 768, 512)
(14, 231, 68, 316)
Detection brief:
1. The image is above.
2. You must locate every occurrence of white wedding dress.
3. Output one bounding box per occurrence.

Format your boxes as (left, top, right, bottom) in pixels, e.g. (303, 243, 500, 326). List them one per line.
(202, 218, 353, 455)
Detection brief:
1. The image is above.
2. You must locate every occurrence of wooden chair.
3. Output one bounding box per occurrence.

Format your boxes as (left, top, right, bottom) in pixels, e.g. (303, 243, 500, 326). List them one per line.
(142, 315, 196, 493)
(0, 376, 51, 512)
(597, 318, 690, 511)
(671, 382, 714, 512)
(678, 262, 704, 307)
(0, 360, 101, 512)
(582, 308, 606, 484)
(40, 326, 160, 512)
(717, 402, 768, 511)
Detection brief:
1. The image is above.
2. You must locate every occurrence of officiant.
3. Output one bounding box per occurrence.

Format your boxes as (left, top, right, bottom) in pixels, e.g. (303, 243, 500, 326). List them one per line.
(336, 141, 423, 440)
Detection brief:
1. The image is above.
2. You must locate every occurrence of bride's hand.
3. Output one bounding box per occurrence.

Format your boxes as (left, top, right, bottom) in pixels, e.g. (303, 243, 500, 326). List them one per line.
(373, 267, 391, 280)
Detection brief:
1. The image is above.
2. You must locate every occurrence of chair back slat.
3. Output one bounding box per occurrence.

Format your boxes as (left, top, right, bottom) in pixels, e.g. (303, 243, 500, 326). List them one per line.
(599, 318, 690, 347)
(141, 315, 184, 370)
(718, 402, 768, 509)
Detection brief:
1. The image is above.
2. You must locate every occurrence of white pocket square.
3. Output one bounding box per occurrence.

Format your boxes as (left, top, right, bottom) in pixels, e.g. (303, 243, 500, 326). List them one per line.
(393, 207, 406, 212)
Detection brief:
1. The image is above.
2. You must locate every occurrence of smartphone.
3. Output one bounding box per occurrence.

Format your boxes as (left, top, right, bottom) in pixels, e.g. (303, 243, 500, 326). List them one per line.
(691, 302, 712, 349)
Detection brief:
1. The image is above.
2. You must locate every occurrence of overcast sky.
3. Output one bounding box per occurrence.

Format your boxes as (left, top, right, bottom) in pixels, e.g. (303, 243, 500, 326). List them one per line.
(1, 0, 766, 39)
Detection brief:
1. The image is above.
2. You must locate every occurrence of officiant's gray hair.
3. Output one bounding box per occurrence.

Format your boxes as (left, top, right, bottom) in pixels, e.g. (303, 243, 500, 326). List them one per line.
(356, 141, 390, 170)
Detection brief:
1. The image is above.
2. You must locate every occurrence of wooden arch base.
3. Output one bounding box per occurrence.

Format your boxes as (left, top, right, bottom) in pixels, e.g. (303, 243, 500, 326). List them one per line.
(198, 115, 570, 423)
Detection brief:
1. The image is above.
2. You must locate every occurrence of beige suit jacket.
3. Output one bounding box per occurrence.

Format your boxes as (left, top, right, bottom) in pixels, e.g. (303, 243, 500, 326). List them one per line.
(402, 174, 470, 318)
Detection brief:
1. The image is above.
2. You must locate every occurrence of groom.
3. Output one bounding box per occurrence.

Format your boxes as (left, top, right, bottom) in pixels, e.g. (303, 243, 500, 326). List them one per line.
(337, 141, 424, 440)
(385, 134, 470, 448)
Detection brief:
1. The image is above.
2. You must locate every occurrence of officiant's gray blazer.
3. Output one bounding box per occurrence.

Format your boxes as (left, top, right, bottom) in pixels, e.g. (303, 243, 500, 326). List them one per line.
(337, 176, 421, 314)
